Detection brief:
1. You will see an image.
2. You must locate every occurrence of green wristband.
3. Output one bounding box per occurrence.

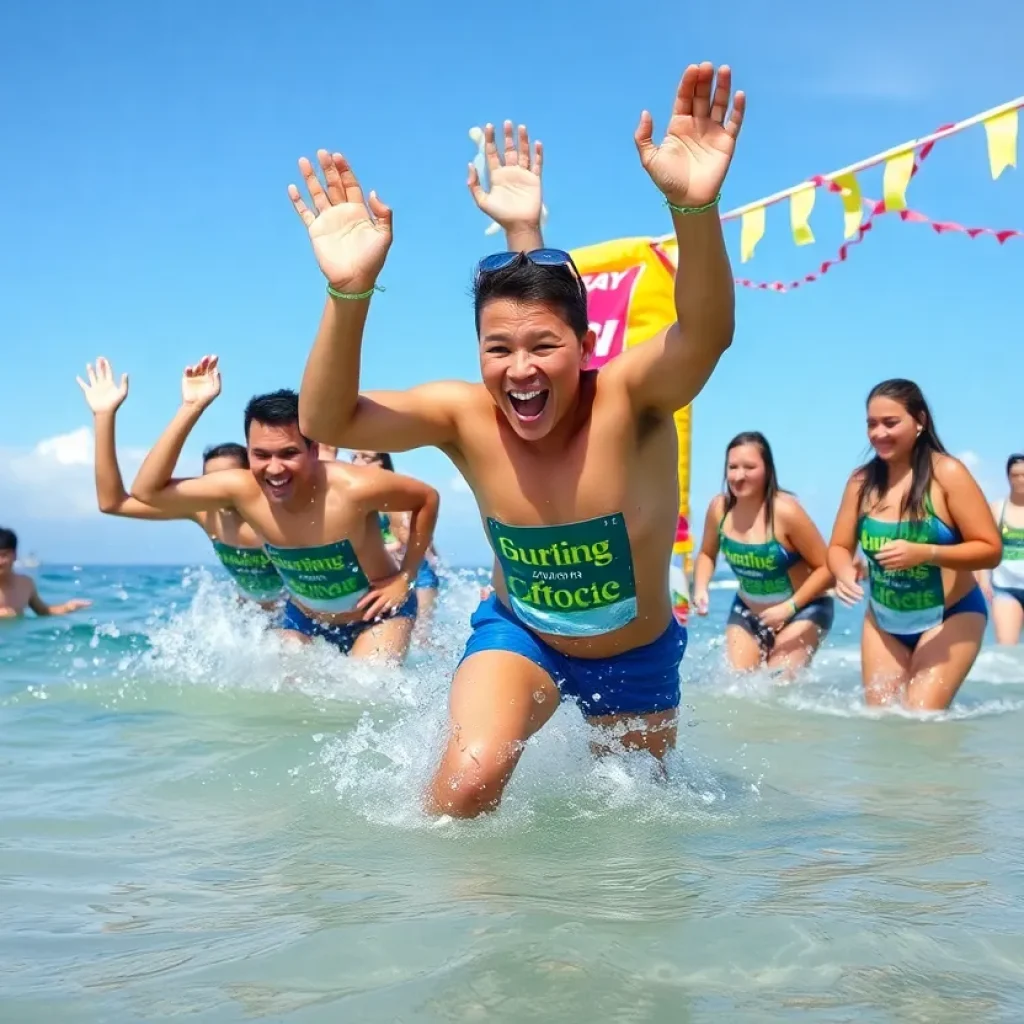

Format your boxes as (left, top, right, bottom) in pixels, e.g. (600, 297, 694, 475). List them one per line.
(326, 282, 385, 301)
(665, 193, 722, 215)
(788, 598, 798, 616)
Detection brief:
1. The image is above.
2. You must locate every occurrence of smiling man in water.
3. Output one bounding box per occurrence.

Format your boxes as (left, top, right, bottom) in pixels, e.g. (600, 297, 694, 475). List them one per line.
(289, 63, 745, 815)
(132, 357, 439, 664)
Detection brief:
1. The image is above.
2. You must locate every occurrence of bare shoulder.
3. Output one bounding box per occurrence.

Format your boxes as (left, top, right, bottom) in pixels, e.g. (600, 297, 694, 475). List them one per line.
(774, 491, 806, 522)
(932, 453, 975, 488)
(707, 493, 727, 519)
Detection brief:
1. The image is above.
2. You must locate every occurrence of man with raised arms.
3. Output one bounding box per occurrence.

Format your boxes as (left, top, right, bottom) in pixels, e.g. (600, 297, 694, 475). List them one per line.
(132, 356, 440, 664)
(289, 62, 745, 814)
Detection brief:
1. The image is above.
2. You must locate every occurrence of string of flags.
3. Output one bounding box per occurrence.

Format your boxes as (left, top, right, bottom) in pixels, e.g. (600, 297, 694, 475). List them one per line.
(714, 96, 1021, 293)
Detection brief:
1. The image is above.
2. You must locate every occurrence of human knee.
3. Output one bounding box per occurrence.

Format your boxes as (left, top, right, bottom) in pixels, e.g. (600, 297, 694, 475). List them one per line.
(428, 742, 522, 818)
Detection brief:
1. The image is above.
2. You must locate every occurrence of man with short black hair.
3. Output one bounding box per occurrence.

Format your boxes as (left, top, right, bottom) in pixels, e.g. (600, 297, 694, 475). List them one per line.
(0, 528, 92, 618)
(132, 356, 439, 663)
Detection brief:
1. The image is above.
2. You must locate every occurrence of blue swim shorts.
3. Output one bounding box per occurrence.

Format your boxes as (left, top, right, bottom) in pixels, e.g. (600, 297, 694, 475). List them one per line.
(415, 561, 440, 590)
(280, 591, 417, 654)
(458, 594, 686, 717)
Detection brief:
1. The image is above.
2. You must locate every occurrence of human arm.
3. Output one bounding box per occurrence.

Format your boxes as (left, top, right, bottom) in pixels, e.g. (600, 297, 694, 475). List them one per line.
(691, 497, 724, 615)
(352, 469, 441, 620)
(288, 152, 462, 451)
(758, 498, 835, 630)
(131, 356, 247, 515)
(27, 583, 91, 617)
(620, 63, 745, 415)
(872, 459, 1001, 572)
(468, 121, 544, 252)
(827, 474, 866, 605)
(77, 357, 189, 521)
(779, 498, 835, 612)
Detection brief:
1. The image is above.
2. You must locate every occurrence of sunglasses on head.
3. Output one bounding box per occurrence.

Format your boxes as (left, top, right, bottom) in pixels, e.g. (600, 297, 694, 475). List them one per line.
(475, 248, 587, 297)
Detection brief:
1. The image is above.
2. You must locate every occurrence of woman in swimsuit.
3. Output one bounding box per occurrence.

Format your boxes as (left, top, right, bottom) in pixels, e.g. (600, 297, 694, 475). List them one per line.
(828, 379, 1001, 710)
(352, 451, 442, 641)
(977, 453, 1024, 645)
(78, 357, 284, 608)
(693, 432, 835, 675)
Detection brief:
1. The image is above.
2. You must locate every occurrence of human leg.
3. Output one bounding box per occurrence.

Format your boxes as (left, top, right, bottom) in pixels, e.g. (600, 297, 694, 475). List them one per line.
(426, 650, 560, 818)
(991, 590, 1024, 646)
(905, 609, 986, 711)
(861, 610, 913, 706)
(724, 599, 768, 671)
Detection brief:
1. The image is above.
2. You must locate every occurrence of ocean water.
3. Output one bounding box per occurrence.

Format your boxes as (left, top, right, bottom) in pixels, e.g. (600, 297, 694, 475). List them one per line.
(2, 564, 1024, 1023)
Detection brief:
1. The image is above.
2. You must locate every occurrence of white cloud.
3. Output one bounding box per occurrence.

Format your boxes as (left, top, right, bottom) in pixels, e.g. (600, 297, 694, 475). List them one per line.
(956, 450, 980, 469)
(0, 427, 173, 522)
(449, 473, 472, 494)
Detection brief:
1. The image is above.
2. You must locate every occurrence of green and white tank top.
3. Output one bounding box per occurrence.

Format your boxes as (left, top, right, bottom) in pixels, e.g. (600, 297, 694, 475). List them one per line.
(264, 539, 370, 614)
(858, 493, 957, 635)
(992, 502, 1024, 589)
(718, 513, 801, 603)
(211, 541, 284, 601)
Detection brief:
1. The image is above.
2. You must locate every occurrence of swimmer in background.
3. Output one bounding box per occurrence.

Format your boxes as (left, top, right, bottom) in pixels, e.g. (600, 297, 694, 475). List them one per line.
(132, 357, 439, 664)
(692, 431, 835, 675)
(976, 453, 1024, 645)
(352, 450, 442, 641)
(291, 62, 745, 816)
(828, 379, 1000, 710)
(0, 527, 92, 619)
(77, 357, 285, 608)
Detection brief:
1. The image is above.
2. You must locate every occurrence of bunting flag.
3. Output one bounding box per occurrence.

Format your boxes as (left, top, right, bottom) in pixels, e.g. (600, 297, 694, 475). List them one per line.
(567, 237, 692, 623)
(715, 95, 1022, 291)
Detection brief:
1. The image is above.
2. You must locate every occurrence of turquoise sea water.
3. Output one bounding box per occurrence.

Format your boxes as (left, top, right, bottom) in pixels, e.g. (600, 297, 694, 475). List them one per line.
(3, 564, 1024, 1022)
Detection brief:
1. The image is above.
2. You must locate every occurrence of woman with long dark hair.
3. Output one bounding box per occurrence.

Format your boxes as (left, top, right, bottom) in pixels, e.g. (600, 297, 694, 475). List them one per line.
(352, 450, 442, 641)
(693, 432, 835, 674)
(977, 453, 1024, 645)
(828, 379, 1000, 709)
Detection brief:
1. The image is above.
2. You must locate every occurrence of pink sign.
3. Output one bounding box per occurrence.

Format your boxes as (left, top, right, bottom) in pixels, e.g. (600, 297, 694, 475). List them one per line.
(580, 265, 644, 370)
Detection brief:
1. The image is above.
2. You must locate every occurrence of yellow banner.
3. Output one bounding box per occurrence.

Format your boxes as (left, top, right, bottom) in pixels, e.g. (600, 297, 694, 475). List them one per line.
(569, 235, 693, 617)
(790, 185, 816, 246)
(984, 109, 1019, 179)
(834, 172, 863, 239)
(740, 206, 765, 262)
(882, 150, 916, 212)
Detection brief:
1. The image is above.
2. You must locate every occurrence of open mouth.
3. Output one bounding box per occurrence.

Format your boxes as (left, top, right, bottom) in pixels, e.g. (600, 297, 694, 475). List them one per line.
(507, 389, 550, 423)
(265, 474, 292, 496)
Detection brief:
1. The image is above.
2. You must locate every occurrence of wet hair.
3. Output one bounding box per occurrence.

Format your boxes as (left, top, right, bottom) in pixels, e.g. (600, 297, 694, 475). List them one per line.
(202, 442, 249, 469)
(1007, 454, 1024, 476)
(0, 527, 17, 552)
(375, 453, 395, 472)
(722, 431, 783, 534)
(243, 389, 309, 445)
(473, 256, 589, 339)
(858, 378, 946, 520)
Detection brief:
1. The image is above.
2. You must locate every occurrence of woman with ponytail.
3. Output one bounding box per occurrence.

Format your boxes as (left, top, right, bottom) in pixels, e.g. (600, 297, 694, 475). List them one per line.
(693, 432, 835, 674)
(828, 379, 1001, 709)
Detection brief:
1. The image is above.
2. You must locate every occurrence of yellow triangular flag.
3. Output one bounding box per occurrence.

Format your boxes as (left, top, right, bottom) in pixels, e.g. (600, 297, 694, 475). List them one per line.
(740, 207, 765, 263)
(882, 150, 915, 212)
(984, 109, 1018, 179)
(790, 185, 816, 246)
(834, 172, 863, 239)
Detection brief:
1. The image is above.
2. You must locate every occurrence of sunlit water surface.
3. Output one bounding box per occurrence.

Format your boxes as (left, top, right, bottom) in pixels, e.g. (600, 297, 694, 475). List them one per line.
(2, 565, 1023, 1022)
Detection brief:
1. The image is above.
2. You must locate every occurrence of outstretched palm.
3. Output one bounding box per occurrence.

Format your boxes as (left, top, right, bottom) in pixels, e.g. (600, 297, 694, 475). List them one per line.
(635, 63, 745, 208)
(77, 357, 129, 414)
(181, 355, 221, 408)
(288, 152, 392, 292)
(468, 121, 543, 229)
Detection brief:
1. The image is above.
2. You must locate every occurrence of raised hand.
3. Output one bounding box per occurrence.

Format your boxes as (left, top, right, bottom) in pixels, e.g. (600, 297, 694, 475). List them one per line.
(468, 121, 543, 230)
(181, 355, 221, 409)
(77, 357, 129, 415)
(288, 151, 392, 293)
(635, 62, 745, 208)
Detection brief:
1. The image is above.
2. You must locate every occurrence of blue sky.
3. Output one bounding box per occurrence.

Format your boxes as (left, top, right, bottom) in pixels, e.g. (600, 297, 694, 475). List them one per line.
(1, 0, 1021, 566)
